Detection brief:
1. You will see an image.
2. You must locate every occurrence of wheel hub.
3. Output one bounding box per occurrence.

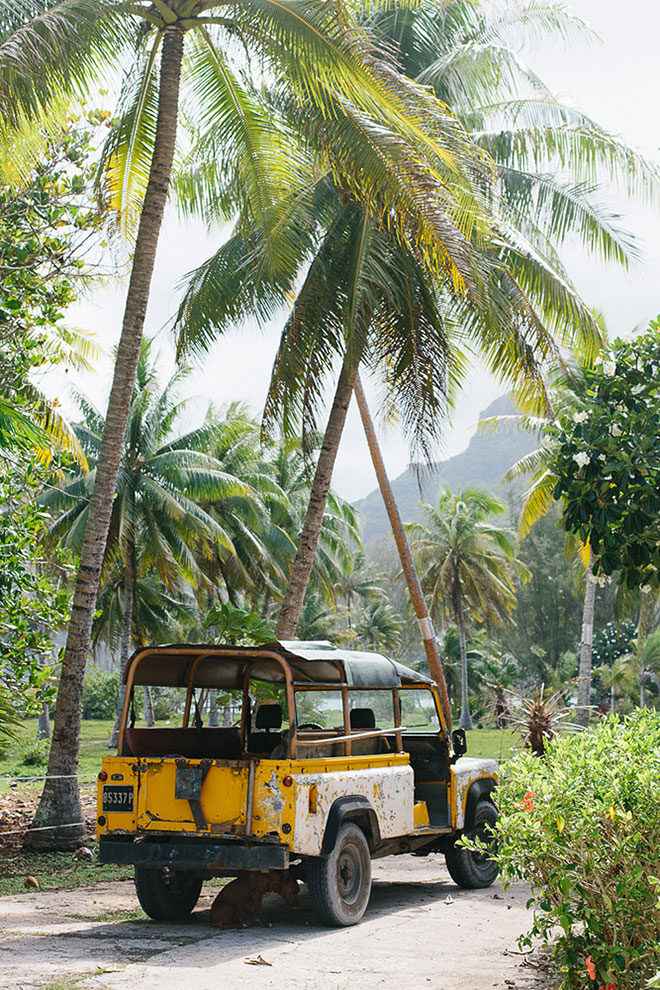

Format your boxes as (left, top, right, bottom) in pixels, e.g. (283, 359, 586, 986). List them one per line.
(337, 846, 361, 902)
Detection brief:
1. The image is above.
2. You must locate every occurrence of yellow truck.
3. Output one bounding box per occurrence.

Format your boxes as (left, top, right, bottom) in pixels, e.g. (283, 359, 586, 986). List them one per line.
(97, 641, 498, 926)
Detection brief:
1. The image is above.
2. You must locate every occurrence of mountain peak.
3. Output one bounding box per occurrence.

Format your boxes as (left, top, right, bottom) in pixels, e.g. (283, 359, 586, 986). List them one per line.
(354, 395, 536, 543)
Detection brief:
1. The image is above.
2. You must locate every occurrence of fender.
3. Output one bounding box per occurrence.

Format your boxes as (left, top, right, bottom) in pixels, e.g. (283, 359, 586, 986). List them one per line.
(320, 796, 382, 855)
(463, 777, 497, 833)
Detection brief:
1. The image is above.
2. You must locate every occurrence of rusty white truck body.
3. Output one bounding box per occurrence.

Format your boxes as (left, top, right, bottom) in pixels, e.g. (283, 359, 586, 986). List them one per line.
(97, 642, 499, 926)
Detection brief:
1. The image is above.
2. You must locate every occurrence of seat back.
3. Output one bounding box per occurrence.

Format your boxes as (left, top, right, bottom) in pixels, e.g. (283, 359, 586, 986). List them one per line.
(350, 708, 376, 730)
(247, 703, 283, 753)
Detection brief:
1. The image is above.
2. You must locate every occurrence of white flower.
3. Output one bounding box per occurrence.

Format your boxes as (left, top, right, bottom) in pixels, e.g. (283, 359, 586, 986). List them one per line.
(573, 451, 590, 468)
(609, 423, 623, 437)
(573, 410, 589, 424)
(641, 585, 652, 594)
(602, 361, 617, 376)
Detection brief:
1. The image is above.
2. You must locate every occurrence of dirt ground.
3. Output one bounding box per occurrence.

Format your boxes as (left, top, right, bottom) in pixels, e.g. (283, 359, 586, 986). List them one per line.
(0, 856, 552, 990)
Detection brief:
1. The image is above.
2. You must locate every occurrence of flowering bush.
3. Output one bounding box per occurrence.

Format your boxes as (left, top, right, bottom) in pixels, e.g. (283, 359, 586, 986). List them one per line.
(550, 320, 660, 589)
(493, 711, 660, 989)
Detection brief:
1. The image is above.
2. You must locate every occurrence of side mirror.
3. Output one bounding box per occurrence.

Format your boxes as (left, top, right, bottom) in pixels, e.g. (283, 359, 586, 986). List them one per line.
(452, 728, 467, 759)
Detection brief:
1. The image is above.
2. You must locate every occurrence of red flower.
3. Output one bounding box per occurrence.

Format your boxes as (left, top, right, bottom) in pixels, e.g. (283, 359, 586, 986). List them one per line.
(585, 956, 596, 981)
(518, 788, 534, 812)
(598, 984, 616, 990)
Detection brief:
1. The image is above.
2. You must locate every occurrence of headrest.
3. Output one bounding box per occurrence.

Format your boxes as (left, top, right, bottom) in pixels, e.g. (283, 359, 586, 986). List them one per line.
(255, 703, 282, 729)
(350, 707, 376, 730)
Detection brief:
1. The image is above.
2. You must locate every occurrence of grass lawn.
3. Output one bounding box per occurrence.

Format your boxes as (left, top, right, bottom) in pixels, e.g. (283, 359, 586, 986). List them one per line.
(465, 727, 520, 761)
(0, 719, 116, 784)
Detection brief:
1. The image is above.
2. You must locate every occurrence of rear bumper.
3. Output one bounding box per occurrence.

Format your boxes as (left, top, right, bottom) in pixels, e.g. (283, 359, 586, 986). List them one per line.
(99, 837, 289, 871)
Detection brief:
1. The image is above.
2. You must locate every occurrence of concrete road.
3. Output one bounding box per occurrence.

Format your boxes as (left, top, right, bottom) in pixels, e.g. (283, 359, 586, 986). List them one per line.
(0, 856, 548, 990)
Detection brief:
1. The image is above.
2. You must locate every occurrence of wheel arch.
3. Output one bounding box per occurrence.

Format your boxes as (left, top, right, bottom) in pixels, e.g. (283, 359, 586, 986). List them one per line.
(463, 777, 497, 833)
(320, 796, 381, 855)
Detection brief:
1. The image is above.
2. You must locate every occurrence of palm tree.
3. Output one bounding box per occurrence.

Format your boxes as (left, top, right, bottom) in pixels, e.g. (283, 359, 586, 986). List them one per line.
(93, 562, 200, 722)
(175, 0, 657, 647)
(191, 414, 362, 618)
(595, 656, 636, 715)
(356, 600, 404, 654)
(40, 340, 256, 744)
(260, 437, 363, 618)
(25, 0, 497, 848)
(334, 553, 386, 629)
(408, 486, 528, 730)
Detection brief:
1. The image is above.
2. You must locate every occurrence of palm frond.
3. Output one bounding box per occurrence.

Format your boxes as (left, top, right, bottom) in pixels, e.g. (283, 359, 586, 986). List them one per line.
(0, 0, 123, 129)
(99, 29, 162, 239)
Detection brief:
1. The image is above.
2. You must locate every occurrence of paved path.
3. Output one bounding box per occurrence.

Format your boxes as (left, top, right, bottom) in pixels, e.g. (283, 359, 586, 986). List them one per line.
(0, 856, 548, 990)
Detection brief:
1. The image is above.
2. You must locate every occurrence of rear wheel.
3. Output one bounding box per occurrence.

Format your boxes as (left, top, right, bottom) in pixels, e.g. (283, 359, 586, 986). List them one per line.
(134, 866, 202, 921)
(445, 800, 499, 889)
(308, 822, 372, 927)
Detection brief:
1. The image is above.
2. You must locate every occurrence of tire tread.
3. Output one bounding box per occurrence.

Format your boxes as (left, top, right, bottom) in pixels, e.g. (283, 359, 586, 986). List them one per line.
(445, 800, 498, 890)
(308, 822, 372, 927)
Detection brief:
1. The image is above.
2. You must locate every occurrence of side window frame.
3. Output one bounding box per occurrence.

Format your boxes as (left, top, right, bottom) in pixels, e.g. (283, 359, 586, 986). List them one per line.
(399, 685, 444, 736)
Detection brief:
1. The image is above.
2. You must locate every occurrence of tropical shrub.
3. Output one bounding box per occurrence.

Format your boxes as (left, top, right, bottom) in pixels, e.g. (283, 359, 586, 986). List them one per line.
(82, 669, 119, 720)
(493, 711, 660, 989)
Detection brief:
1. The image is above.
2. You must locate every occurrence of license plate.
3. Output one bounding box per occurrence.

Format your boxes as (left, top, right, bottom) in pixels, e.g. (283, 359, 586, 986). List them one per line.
(102, 785, 134, 813)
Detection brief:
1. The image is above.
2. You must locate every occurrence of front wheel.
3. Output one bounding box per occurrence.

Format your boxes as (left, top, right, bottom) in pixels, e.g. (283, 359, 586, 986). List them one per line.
(308, 822, 372, 926)
(134, 866, 202, 921)
(445, 799, 499, 889)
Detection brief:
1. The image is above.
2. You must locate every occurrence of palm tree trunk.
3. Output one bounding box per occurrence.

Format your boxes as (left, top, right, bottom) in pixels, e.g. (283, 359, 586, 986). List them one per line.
(275, 362, 356, 639)
(354, 375, 452, 733)
(208, 689, 220, 727)
(36, 700, 51, 740)
(452, 579, 473, 732)
(109, 557, 135, 749)
(143, 685, 155, 726)
(26, 26, 185, 850)
(576, 555, 596, 727)
(637, 588, 657, 707)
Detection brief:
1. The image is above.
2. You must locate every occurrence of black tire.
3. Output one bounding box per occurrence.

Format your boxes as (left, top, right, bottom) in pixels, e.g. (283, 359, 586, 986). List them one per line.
(308, 822, 372, 926)
(445, 800, 499, 889)
(134, 866, 202, 921)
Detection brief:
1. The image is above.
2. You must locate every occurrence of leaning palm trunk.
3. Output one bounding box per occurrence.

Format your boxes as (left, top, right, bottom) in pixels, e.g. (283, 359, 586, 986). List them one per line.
(26, 26, 185, 850)
(576, 554, 596, 727)
(275, 362, 356, 639)
(354, 376, 452, 733)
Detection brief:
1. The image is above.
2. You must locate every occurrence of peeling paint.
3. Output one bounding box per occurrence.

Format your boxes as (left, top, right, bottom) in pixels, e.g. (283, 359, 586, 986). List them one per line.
(292, 765, 414, 856)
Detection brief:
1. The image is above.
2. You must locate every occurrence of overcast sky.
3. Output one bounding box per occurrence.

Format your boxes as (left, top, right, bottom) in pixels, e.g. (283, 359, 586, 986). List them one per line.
(44, 0, 660, 502)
